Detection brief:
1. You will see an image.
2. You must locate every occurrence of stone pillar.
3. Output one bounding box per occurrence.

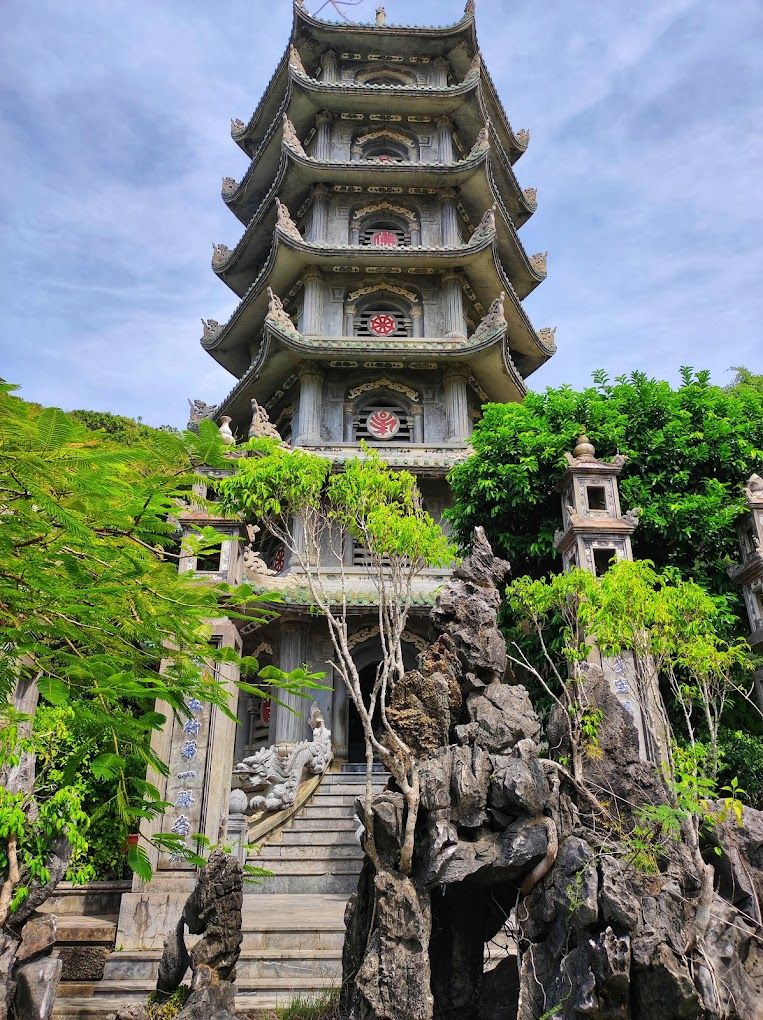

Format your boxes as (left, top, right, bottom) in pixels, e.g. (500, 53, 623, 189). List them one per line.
(442, 273, 465, 337)
(444, 367, 470, 443)
(343, 401, 355, 441)
(410, 220, 422, 246)
(432, 57, 449, 87)
(331, 665, 349, 760)
(271, 620, 312, 746)
(349, 216, 361, 245)
(314, 111, 334, 161)
(110, 617, 242, 951)
(320, 50, 338, 83)
(411, 304, 424, 338)
(310, 184, 330, 242)
(440, 190, 459, 246)
(302, 270, 324, 334)
(226, 788, 249, 864)
(295, 364, 324, 446)
(436, 116, 454, 162)
(412, 404, 425, 443)
(343, 302, 357, 335)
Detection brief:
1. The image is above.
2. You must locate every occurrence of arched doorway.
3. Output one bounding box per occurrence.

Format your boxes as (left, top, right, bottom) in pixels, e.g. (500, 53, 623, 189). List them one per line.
(347, 662, 380, 764)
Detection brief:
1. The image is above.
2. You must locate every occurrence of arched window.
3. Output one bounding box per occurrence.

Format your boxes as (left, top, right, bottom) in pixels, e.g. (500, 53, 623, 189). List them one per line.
(358, 213, 411, 247)
(353, 397, 414, 443)
(351, 129, 418, 163)
(353, 294, 413, 337)
(354, 67, 417, 87)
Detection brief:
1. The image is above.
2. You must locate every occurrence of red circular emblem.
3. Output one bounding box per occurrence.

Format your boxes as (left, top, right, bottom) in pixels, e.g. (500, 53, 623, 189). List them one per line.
(369, 313, 396, 336)
(366, 409, 400, 440)
(270, 546, 285, 573)
(371, 230, 398, 247)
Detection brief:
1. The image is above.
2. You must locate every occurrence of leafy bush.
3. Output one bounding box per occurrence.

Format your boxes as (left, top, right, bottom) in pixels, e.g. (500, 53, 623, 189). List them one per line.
(718, 731, 763, 808)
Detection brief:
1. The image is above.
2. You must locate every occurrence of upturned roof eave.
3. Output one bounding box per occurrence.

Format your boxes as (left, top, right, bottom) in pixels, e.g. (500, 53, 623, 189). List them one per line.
(215, 317, 525, 421)
(203, 228, 547, 366)
(217, 158, 543, 300)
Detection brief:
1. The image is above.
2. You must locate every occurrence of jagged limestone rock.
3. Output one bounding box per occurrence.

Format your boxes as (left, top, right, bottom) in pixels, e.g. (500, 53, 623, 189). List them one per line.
(341, 527, 763, 1020)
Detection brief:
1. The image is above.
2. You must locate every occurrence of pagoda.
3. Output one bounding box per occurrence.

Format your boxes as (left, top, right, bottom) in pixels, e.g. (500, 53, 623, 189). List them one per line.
(195, 0, 555, 765)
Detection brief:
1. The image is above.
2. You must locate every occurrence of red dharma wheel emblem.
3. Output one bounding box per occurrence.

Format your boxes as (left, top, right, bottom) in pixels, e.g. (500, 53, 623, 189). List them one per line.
(369, 313, 396, 336)
(366, 409, 400, 440)
(371, 230, 398, 247)
(270, 546, 285, 573)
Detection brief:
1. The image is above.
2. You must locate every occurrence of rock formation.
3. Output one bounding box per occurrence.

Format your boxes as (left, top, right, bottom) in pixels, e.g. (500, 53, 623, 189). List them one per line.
(109, 850, 243, 1020)
(341, 528, 763, 1020)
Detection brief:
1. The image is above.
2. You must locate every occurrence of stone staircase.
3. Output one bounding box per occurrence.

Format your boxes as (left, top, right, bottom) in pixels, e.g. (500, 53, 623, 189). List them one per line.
(53, 766, 385, 1018)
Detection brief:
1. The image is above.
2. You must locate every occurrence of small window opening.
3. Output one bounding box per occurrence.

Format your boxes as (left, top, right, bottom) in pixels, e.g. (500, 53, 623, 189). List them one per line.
(593, 548, 616, 577)
(586, 485, 607, 511)
(353, 400, 413, 443)
(195, 548, 222, 573)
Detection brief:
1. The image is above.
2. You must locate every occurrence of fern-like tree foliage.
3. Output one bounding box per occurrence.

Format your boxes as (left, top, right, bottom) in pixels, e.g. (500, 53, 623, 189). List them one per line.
(0, 383, 309, 935)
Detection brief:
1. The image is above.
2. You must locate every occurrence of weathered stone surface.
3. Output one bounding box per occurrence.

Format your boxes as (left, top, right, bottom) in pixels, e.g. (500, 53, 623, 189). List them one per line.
(155, 850, 242, 1020)
(465, 682, 540, 752)
(58, 944, 110, 981)
(0, 932, 19, 1020)
(352, 872, 433, 1020)
(14, 955, 62, 1020)
(341, 529, 763, 1020)
(15, 914, 56, 964)
(489, 739, 549, 817)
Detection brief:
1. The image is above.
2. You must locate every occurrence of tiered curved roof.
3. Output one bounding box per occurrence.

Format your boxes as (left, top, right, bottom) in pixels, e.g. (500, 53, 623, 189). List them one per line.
(203, 0, 554, 405)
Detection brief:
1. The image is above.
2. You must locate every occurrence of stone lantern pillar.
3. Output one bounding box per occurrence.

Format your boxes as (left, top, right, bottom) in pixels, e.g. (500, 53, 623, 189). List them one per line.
(440, 190, 460, 246)
(314, 111, 334, 161)
(555, 436, 670, 766)
(310, 184, 331, 243)
(294, 364, 324, 446)
(442, 273, 465, 336)
(444, 366, 471, 443)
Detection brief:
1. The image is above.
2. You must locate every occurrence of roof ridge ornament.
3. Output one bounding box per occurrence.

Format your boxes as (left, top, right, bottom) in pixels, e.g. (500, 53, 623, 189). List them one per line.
(248, 396, 285, 441)
(538, 326, 557, 350)
(464, 0, 476, 13)
(281, 114, 307, 158)
(468, 202, 497, 244)
(230, 118, 246, 138)
(375, 6, 386, 26)
(274, 197, 303, 242)
(530, 251, 548, 276)
(464, 52, 481, 83)
(266, 287, 299, 335)
(221, 176, 238, 199)
(471, 291, 506, 341)
(523, 186, 538, 208)
(289, 44, 308, 77)
(467, 122, 490, 159)
(211, 243, 232, 269)
(515, 128, 530, 148)
(746, 473, 763, 503)
(200, 319, 222, 342)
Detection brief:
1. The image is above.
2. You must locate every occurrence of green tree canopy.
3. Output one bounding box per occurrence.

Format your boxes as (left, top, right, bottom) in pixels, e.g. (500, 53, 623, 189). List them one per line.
(0, 384, 311, 922)
(448, 368, 763, 605)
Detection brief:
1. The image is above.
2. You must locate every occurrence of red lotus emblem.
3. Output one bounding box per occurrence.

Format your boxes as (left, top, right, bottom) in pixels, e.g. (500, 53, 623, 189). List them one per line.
(370, 313, 396, 336)
(366, 409, 400, 439)
(371, 230, 398, 247)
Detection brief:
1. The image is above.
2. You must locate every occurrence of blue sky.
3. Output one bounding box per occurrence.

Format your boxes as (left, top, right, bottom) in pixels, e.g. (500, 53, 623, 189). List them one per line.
(1, 0, 760, 427)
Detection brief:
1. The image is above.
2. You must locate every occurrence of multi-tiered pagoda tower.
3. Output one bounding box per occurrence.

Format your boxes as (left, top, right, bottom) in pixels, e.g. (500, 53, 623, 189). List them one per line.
(195, 0, 555, 765)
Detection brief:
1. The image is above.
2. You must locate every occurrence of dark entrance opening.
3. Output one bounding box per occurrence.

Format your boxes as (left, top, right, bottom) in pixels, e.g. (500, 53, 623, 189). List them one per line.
(348, 661, 382, 763)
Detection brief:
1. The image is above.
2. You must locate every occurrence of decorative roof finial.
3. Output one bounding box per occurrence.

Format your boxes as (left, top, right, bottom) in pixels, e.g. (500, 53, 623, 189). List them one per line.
(375, 6, 386, 25)
(281, 114, 307, 158)
(218, 416, 236, 446)
(211, 243, 231, 269)
(469, 202, 497, 244)
(573, 435, 595, 460)
(467, 122, 490, 159)
(746, 473, 763, 501)
(274, 197, 303, 242)
(515, 128, 530, 148)
(230, 118, 246, 137)
(289, 45, 307, 77)
(464, 0, 476, 14)
(523, 186, 538, 207)
(530, 251, 548, 275)
(221, 176, 238, 198)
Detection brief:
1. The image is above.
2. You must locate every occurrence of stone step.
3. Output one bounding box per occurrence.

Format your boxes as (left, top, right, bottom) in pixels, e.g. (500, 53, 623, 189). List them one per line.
(255, 844, 362, 861)
(102, 947, 342, 982)
(54, 915, 117, 944)
(248, 855, 362, 875)
(289, 804, 357, 820)
(283, 816, 357, 831)
(246, 873, 360, 894)
(304, 794, 362, 808)
(280, 829, 360, 846)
